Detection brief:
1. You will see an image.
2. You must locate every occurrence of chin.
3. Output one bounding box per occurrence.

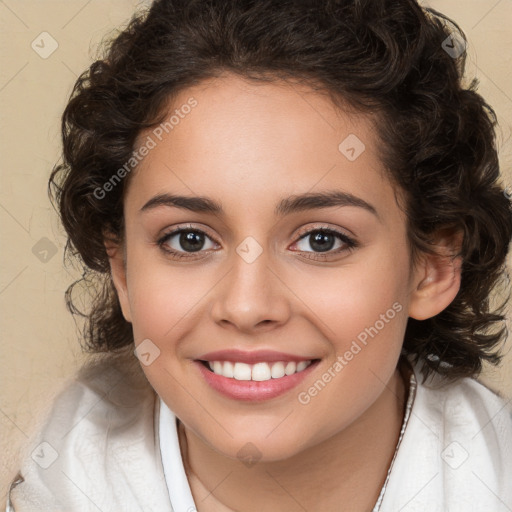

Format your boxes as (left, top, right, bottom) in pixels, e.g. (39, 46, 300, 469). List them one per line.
(204, 431, 313, 464)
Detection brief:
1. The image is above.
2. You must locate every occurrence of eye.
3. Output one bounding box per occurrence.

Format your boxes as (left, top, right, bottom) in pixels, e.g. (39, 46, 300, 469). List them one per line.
(157, 225, 218, 259)
(156, 224, 358, 261)
(291, 226, 357, 259)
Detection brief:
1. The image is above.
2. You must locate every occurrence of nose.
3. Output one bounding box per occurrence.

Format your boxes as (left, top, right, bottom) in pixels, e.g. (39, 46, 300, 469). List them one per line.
(209, 247, 291, 334)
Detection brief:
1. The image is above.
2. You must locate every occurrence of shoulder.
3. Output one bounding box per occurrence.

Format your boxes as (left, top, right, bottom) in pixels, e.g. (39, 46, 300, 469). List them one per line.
(414, 360, 512, 455)
(380, 357, 512, 512)
(6, 349, 172, 511)
(22, 349, 156, 448)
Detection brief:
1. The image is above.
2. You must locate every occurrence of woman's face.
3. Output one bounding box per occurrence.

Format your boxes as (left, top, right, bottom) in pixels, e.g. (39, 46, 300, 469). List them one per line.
(111, 74, 424, 461)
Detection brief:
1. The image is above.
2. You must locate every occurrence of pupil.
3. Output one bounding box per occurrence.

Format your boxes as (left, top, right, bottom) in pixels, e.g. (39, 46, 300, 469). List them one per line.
(310, 231, 334, 252)
(180, 231, 204, 252)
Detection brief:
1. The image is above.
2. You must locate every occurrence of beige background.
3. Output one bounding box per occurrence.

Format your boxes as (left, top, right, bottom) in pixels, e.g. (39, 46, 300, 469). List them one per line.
(0, 0, 511, 506)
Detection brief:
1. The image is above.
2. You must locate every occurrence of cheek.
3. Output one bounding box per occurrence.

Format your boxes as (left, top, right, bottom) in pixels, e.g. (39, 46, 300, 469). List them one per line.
(126, 254, 210, 341)
(300, 245, 410, 347)
(293, 244, 410, 406)
(125, 259, 203, 411)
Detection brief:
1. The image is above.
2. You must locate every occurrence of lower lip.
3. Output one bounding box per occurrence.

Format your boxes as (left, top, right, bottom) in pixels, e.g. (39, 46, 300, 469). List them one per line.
(195, 360, 320, 402)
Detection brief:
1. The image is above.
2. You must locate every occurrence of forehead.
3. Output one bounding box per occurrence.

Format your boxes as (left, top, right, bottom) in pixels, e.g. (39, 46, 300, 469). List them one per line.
(126, 74, 398, 223)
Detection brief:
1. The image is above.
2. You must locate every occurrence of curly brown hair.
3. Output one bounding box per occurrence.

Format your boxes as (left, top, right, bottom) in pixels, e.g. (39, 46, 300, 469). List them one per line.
(49, 0, 512, 382)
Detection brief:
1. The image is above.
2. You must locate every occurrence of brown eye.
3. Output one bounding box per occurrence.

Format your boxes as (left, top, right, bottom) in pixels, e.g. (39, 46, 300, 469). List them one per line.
(157, 226, 218, 259)
(293, 228, 357, 256)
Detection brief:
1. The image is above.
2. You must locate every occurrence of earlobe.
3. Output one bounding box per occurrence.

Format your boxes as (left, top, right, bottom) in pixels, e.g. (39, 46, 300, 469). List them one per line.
(408, 231, 463, 321)
(104, 236, 132, 323)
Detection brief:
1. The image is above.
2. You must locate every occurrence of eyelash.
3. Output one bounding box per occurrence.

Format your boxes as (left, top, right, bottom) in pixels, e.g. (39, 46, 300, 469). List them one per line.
(156, 224, 358, 261)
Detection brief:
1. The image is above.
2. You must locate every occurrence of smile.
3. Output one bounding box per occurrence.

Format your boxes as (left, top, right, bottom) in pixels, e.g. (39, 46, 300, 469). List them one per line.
(204, 360, 313, 381)
(195, 357, 320, 401)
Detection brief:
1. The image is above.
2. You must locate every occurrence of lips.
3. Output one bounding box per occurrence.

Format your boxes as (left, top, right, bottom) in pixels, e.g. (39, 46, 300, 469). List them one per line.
(194, 349, 320, 401)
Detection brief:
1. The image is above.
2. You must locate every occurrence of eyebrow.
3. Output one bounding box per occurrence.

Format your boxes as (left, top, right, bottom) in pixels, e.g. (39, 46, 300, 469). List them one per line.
(140, 190, 379, 219)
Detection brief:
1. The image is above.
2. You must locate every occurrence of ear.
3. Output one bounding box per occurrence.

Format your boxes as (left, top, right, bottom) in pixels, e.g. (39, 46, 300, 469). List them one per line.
(408, 229, 463, 321)
(104, 234, 132, 323)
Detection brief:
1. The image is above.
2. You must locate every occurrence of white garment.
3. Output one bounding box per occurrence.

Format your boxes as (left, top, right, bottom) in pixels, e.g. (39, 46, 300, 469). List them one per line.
(6, 351, 512, 511)
(379, 359, 512, 512)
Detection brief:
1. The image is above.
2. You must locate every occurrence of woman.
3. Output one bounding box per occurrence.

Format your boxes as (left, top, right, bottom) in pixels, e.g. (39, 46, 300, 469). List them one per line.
(7, 0, 512, 510)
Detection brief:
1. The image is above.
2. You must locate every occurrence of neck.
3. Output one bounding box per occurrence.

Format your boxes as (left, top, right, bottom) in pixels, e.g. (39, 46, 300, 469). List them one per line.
(178, 364, 408, 512)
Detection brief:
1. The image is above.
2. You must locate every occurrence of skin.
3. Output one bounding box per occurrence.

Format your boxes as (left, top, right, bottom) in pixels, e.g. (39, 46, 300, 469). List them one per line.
(106, 73, 462, 511)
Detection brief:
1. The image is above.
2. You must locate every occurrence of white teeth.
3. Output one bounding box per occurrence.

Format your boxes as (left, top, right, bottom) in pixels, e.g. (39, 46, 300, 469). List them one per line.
(233, 362, 252, 381)
(206, 360, 313, 380)
(285, 362, 296, 375)
(252, 362, 271, 381)
(223, 361, 234, 378)
(270, 362, 285, 378)
(296, 361, 308, 372)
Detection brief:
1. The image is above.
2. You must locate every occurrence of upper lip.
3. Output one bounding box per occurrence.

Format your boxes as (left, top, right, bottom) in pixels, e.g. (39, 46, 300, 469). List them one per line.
(197, 349, 316, 364)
